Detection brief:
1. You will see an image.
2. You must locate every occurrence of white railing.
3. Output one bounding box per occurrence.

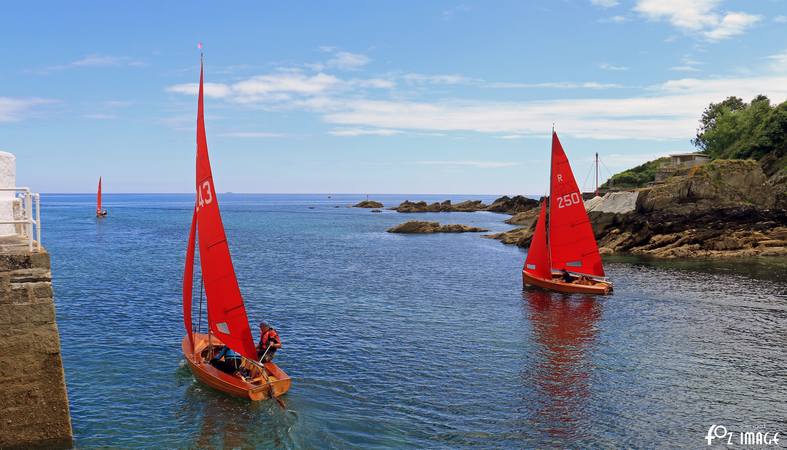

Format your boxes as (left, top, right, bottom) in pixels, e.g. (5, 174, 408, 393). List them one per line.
(0, 188, 41, 252)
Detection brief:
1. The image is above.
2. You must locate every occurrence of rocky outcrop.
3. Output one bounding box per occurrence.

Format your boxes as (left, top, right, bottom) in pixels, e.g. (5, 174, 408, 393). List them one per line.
(387, 221, 489, 233)
(371, 209, 382, 213)
(392, 195, 540, 214)
(488, 160, 787, 258)
(485, 195, 539, 214)
(354, 200, 384, 208)
(392, 199, 487, 213)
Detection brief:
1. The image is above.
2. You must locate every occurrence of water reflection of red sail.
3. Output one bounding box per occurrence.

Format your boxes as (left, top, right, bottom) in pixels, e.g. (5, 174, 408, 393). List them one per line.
(524, 290, 601, 438)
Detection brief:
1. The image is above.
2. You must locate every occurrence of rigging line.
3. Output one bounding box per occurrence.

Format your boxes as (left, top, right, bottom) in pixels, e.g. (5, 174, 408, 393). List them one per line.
(598, 156, 616, 179)
(581, 163, 594, 193)
(198, 274, 204, 334)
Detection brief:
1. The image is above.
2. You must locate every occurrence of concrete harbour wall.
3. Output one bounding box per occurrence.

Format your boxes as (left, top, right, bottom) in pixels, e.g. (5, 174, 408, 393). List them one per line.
(0, 237, 72, 448)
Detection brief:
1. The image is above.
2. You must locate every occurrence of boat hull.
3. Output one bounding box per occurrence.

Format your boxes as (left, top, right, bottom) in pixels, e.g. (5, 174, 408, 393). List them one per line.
(182, 333, 291, 401)
(523, 269, 612, 295)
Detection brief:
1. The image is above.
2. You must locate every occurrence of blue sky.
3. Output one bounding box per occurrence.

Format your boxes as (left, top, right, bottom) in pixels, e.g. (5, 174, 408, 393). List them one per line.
(2, 0, 786, 194)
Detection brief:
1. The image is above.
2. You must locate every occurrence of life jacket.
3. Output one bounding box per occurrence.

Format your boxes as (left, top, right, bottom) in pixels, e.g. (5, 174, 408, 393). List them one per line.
(259, 329, 280, 350)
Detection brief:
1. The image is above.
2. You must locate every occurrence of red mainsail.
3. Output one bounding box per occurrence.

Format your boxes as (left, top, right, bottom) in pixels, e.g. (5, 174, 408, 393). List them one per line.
(96, 177, 102, 214)
(524, 200, 552, 280)
(186, 58, 257, 360)
(548, 132, 605, 277)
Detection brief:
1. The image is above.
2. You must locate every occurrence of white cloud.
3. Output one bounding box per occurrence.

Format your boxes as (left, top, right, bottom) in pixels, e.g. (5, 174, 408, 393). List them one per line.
(218, 131, 284, 138)
(403, 73, 471, 85)
(591, 0, 619, 8)
(419, 160, 519, 169)
(328, 128, 402, 137)
(326, 51, 370, 70)
(497, 134, 527, 140)
(0, 97, 51, 122)
(320, 75, 787, 140)
(34, 54, 145, 73)
(599, 63, 629, 71)
(416, 160, 518, 169)
(166, 82, 233, 98)
(669, 65, 700, 72)
(442, 4, 471, 19)
(487, 81, 623, 89)
(774, 15, 787, 23)
(634, 0, 760, 41)
(767, 50, 787, 72)
(600, 15, 628, 23)
(703, 12, 761, 41)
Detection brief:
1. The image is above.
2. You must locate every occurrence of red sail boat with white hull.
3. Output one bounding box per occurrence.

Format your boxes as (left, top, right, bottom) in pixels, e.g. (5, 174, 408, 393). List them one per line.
(522, 132, 613, 295)
(96, 177, 107, 217)
(181, 54, 291, 401)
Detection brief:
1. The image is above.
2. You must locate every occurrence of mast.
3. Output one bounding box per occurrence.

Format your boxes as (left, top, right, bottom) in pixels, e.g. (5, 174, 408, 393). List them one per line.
(595, 152, 599, 197)
(547, 125, 554, 269)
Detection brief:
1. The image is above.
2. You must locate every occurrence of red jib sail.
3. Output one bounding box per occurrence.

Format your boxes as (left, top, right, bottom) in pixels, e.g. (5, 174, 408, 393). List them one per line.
(96, 177, 102, 214)
(190, 58, 257, 360)
(524, 199, 552, 280)
(548, 132, 605, 277)
(182, 207, 197, 353)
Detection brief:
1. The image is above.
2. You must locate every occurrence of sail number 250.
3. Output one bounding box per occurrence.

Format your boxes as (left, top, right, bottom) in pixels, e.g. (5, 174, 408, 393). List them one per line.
(197, 181, 213, 210)
(556, 192, 581, 209)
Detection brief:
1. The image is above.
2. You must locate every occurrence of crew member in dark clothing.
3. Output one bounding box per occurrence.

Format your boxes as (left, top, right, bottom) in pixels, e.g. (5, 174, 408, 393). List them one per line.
(257, 322, 282, 362)
(210, 346, 242, 374)
(561, 269, 574, 283)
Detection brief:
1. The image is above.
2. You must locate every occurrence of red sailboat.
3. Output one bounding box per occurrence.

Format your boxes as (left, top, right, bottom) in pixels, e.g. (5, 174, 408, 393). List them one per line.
(96, 177, 107, 217)
(522, 132, 612, 295)
(181, 54, 291, 401)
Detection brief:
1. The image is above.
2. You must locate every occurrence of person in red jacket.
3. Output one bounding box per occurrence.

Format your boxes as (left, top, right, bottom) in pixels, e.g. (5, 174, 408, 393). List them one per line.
(257, 322, 282, 362)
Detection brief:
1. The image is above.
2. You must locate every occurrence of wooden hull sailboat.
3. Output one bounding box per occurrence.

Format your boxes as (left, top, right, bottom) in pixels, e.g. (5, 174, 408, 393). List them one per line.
(182, 52, 290, 401)
(181, 334, 291, 401)
(96, 176, 107, 217)
(522, 132, 613, 295)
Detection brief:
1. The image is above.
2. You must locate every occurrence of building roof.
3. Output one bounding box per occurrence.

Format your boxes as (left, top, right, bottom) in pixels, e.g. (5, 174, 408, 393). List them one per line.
(669, 152, 710, 158)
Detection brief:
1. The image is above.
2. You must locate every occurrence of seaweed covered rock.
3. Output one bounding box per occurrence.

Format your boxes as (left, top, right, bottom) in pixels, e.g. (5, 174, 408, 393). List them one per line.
(387, 221, 488, 233)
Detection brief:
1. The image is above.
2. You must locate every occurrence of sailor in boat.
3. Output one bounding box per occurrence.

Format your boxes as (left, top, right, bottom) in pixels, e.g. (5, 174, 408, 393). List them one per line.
(210, 346, 243, 374)
(257, 322, 282, 362)
(560, 269, 574, 283)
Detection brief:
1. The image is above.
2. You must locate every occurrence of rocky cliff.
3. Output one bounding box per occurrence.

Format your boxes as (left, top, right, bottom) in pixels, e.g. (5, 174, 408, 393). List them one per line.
(487, 160, 787, 258)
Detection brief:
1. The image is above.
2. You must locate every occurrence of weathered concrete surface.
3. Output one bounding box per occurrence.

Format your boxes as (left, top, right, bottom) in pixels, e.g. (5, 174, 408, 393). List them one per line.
(0, 235, 72, 449)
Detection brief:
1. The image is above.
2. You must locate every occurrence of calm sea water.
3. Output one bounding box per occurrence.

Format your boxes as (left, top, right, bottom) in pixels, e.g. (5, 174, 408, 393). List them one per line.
(43, 194, 786, 449)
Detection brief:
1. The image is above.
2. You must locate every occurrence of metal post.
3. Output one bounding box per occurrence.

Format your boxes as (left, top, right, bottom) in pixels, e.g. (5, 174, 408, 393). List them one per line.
(35, 194, 40, 251)
(595, 152, 599, 197)
(25, 192, 32, 252)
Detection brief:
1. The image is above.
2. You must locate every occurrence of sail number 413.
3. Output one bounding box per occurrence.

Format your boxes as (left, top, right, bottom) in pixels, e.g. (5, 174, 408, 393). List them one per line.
(197, 180, 213, 210)
(556, 192, 581, 209)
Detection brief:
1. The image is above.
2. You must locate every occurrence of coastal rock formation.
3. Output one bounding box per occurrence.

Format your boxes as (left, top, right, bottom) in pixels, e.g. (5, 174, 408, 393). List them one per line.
(387, 221, 489, 233)
(391, 195, 540, 214)
(504, 208, 540, 226)
(485, 195, 539, 214)
(353, 200, 384, 208)
(392, 199, 487, 213)
(371, 209, 382, 213)
(488, 160, 787, 258)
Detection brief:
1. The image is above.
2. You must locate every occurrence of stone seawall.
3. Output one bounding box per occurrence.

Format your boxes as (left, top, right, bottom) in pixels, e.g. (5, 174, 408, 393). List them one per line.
(0, 236, 72, 448)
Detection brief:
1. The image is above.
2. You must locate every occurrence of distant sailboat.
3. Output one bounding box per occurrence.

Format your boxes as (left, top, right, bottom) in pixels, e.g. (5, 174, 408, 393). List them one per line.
(522, 132, 612, 295)
(96, 177, 107, 217)
(181, 53, 291, 401)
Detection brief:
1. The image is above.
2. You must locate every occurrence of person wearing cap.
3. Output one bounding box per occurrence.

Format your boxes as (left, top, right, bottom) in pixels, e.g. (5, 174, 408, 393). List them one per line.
(257, 322, 282, 362)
